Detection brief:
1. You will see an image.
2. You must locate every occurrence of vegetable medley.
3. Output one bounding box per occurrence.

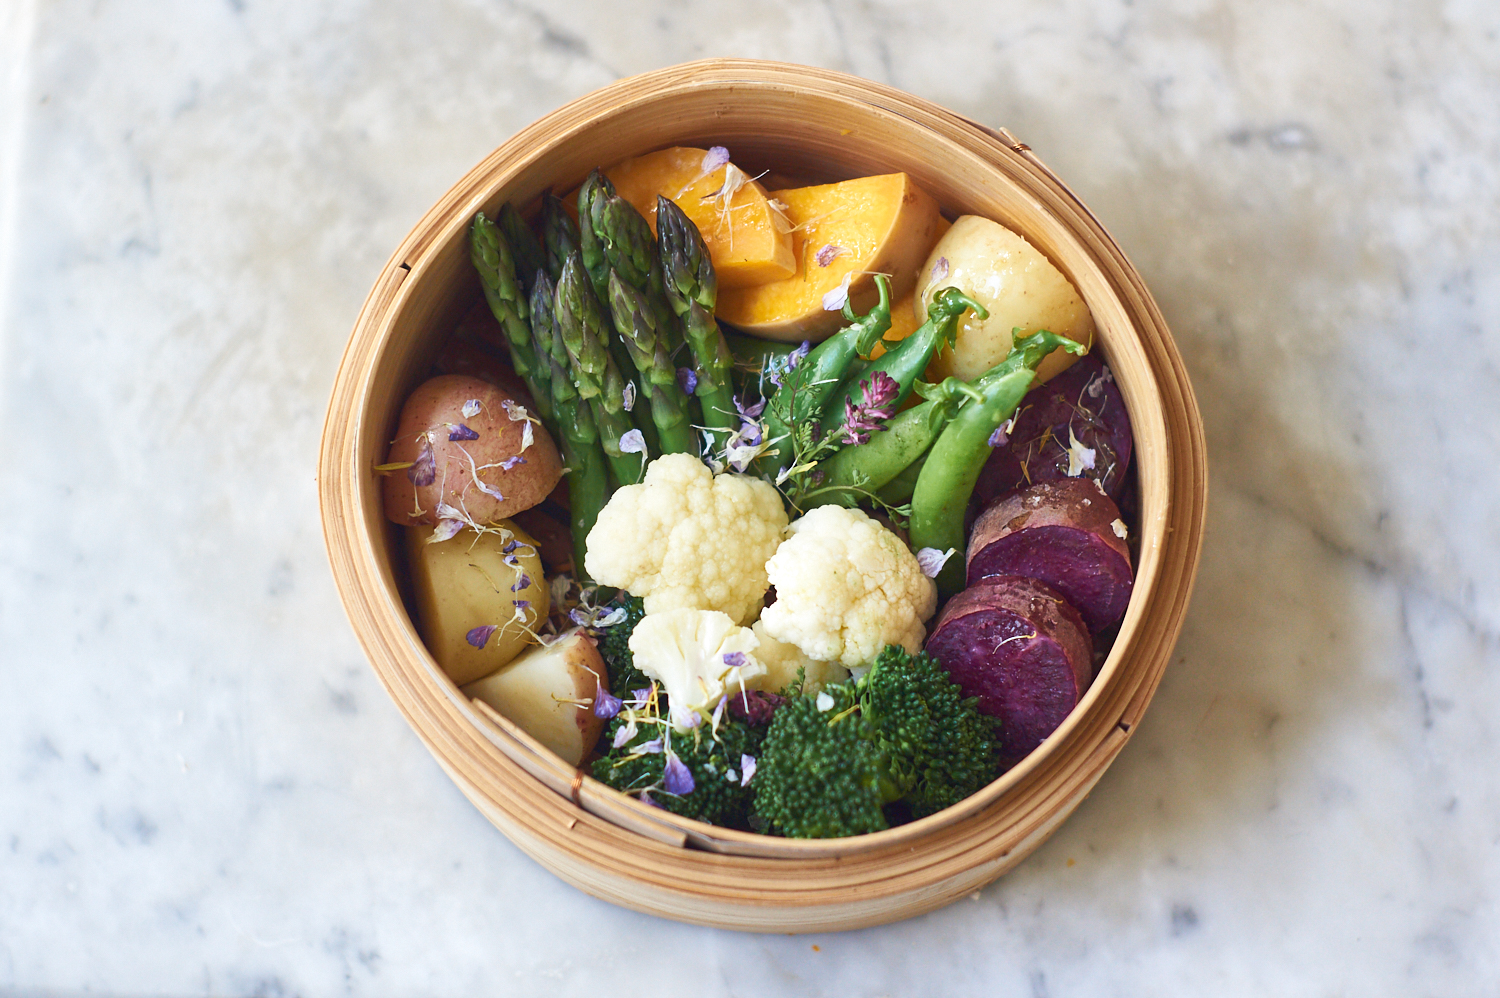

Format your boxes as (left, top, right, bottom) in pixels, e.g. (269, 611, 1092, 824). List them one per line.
(378, 146, 1137, 838)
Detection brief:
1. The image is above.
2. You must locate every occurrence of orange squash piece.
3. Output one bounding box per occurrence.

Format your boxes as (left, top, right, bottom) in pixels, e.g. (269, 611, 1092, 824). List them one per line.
(594, 147, 796, 290)
(715, 173, 942, 343)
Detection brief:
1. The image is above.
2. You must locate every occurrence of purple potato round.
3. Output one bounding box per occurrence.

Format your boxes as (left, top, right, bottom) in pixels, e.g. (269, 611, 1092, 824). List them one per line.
(967, 478, 1134, 633)
(975, 353, 1133, 506)
(925, 577, 1093, 764)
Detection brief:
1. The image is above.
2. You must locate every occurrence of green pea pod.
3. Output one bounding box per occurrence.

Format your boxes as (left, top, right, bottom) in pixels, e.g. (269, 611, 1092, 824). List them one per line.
(908, 330, 1088, 596)
(818, 287, 986, 439)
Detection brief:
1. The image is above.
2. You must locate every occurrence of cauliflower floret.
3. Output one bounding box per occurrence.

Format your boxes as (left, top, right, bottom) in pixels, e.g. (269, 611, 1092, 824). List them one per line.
(628, 609, 767, 726)
(759, 505, 938, 668)
(749, 621, 851, 695)
(584, 453, 787, 624)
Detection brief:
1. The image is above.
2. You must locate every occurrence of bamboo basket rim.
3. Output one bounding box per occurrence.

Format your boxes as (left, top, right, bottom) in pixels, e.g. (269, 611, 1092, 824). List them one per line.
(319, 58, 1207, 927)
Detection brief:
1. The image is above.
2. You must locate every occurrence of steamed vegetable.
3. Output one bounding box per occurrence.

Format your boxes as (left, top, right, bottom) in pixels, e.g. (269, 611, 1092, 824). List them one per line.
(584, 453, 788, 626)
(716, 173, 943, 342)
(759, 505, 936, 669)
(967, 478, 1134, 633)
(381, 374, 564, 528)
(405, 520, 550, 686)
(627, 608, 767, 724)
(462, 629, 607, 766)
(924, 577, 1092, 763)
(974, 352, 1134, 505)
(657, 195, 739, 442)
(753, 644, 997, 838)
(916, 214, 1096, 385)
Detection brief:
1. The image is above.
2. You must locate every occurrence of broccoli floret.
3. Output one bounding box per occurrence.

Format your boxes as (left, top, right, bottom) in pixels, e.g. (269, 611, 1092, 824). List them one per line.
(593, 712, 766, 828)
(597, 595, 649, 698)
(752, 644, 997, 838)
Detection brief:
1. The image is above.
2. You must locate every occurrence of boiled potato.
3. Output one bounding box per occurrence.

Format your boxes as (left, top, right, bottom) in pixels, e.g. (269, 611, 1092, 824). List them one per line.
(405, 520, 549, 686)
(382, 374, 563, 528)
(461, 631, 608, 766)
(915, 215, 1095, 385)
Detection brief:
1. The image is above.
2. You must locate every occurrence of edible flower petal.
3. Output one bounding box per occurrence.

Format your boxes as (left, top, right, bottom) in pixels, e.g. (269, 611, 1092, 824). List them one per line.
(466, 624, 498, 649)
(447, 423, 479, 441)
(916, 547, 957, 579)
(663, 752, 695, 796)
(739, 754, 757, 787)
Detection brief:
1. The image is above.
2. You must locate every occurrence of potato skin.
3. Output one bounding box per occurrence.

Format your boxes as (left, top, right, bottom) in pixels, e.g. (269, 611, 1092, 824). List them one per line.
(461, 631, 608, 767)
(916, 215, 1095, 385)
(382, 374, 563, 527)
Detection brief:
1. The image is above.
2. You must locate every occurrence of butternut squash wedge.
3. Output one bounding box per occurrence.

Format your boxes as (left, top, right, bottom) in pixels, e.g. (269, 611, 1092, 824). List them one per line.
(585, 146, 796, 289)
(715, 173, 942, 343)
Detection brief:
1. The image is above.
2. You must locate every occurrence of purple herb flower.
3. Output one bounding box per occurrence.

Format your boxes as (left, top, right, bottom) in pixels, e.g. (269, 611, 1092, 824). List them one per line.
(677, 367, 698, 395)
(702, 146, 730, 172)
(447, 423, 479, 441)
(593, 685, 622, 720)
(629, 687, 654, 708)
(721, 651, 748, 668)
(988, 425, 1008, 448)
(461, 399, 482, 418)
(408, 437, 436, 486)
(930, 256, 950, 283)
(663, 752, 696, 796)
(500, 455, 526, 471)
(512, 599, 530, 611)
(510, 574, 531, 592)
(638, 738, 663, 754)
(814, 244, 847, 267)
(622, 380, 637, 412)
(739, 754, 757, 787)
(501, 539, 522, 554)
(466, 624, 498, 649)
(840, 371, 901, 445)
(735, 395, 766, 422)
(789, 341, 811, 369)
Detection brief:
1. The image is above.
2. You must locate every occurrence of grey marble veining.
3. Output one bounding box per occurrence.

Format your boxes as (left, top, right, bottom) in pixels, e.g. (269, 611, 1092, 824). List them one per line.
(2, 0, 1497, 994)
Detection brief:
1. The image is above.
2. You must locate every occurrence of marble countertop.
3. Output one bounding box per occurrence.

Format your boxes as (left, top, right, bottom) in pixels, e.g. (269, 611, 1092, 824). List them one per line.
(3, 0, 1497, 994)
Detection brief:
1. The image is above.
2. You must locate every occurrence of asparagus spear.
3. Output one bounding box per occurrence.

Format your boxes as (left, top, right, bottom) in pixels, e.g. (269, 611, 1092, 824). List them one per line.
(607, 271, 696, 455)
(498, 202, 547, 297)
(656, 195, 737, 442)
(554, 254, 647, 486)
(540, 194, 581, 283)
(530, 271, 609, 579)
(582, 180, 683, 359)
(576, 170, 615, 303)
(469, 212, 550, 421)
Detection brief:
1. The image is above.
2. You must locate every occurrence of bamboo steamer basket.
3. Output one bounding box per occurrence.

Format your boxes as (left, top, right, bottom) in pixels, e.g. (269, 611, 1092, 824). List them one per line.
(319, 59, 1207, 932)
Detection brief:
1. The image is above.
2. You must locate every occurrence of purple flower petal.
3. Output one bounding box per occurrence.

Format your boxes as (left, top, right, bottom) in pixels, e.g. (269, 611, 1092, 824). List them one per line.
(677, 367, 698, 395)
(988, 425, 1008, 448)
(629, 687, 654, 708)
(789, 341, 811, 369)
(500, 455, 526, 471)
(663, 752, 695, 796)
(466, 624, 498, 649)
(814, 243, 846, 267)
(735, 395, 766, 421)
(639, 791, 663, 809)
(702, 146, 731, 173)
(622, 380, 637, 412)
(510, 573, 531, 592)
(407, 438, 436, 486)
(447, 423, 479, 441)
(638, 738, 663, 754)
(593, 686, 622, 720)
(721, 651, 747, 668)
(619, 429, 647, 455)
(512, 599, 530, 611)
(429, 518, 463, 543)
(461, 399, 482, 418)
(740, 754, 757, 787)
(612, 719, 638, 748)
(727, 690, 788, 727)
(930, 256, 949, 283)
(916, 546, 956, 579)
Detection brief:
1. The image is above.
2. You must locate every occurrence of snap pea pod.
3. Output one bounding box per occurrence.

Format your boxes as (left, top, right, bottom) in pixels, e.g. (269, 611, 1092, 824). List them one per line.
(875, 454, 925, 506)
(759, 275, 893, 473)
(817, 287, 986, 439)
(908, 330, 1088, 596)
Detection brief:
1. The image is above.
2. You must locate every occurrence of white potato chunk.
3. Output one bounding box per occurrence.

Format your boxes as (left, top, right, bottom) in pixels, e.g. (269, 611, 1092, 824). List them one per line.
(915, 215, 1095, 385)
(461, 631, 608, 767)
(405, 520, 549, 686)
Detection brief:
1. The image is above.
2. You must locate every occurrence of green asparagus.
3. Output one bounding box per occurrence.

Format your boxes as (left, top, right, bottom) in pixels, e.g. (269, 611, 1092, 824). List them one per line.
(657, 195, 737, 442)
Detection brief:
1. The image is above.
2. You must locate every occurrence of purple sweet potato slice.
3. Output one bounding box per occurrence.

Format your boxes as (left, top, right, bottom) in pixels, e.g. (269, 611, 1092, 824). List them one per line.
(967, 478, 1134, 633)
(975, 353, 1133, 506)
(925, 577, 1093, 763)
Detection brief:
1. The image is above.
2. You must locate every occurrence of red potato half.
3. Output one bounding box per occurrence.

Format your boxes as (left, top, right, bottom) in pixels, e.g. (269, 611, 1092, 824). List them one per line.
(966, 478, 1134, 633)
(382, 374, 563, 527)
(925, 576, 1093, 764)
